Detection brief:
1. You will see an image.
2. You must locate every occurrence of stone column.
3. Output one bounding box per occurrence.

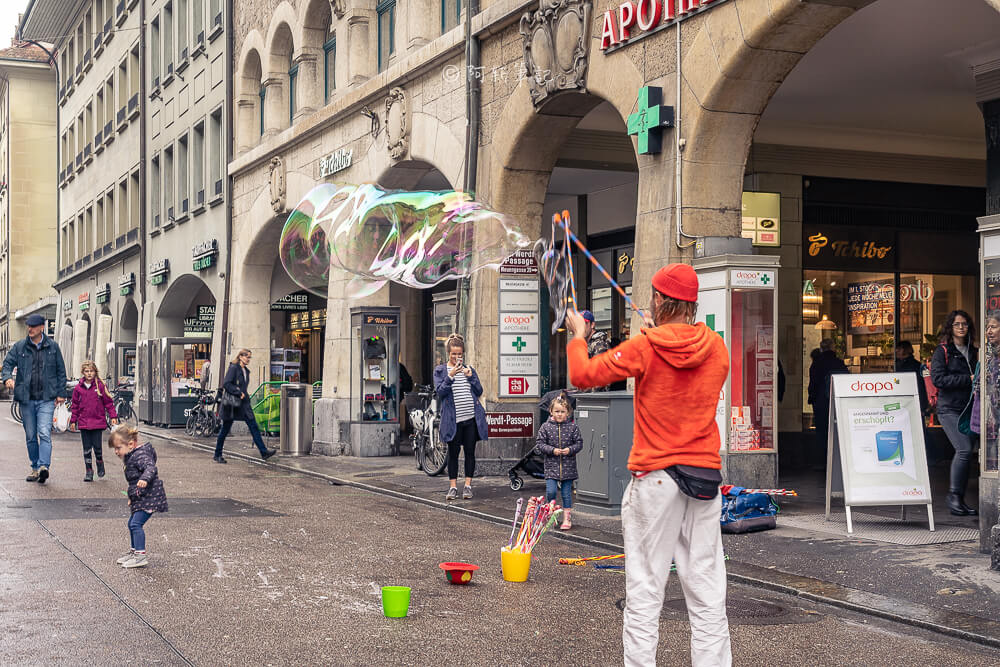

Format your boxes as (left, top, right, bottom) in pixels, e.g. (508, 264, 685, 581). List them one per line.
(235, 96, 256, 153)
(294, 48, 323, 118)
(407, 2, 436, 50)
(347, 14, 373, 86)
(262, 76, 286, 136)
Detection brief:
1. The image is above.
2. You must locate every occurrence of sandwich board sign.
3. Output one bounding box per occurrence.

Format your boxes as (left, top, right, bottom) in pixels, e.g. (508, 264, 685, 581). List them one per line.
(825, 373, 934, 533)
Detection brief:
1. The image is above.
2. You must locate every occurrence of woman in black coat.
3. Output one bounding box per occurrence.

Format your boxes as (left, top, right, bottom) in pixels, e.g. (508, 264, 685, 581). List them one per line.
(213, 348, 277, 463)
(930, 310, 978, 516)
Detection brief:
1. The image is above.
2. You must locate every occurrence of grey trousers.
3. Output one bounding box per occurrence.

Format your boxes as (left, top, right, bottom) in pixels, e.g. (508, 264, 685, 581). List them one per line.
(938, 410, 973, 495)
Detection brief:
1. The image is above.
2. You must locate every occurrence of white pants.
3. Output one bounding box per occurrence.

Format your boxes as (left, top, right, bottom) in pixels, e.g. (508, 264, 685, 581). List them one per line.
(621, 470, 731, 667)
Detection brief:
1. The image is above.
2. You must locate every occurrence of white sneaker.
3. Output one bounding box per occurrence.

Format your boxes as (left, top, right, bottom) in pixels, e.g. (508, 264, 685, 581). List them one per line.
(122, 553, 148, 568)
(116, 550, 134, 565)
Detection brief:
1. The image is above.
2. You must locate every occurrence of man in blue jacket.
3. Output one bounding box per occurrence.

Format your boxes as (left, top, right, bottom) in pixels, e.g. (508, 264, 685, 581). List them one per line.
(1, 314, 68, 484)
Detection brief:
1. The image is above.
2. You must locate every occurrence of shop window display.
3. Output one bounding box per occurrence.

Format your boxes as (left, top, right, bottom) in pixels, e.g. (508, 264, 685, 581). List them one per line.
(730, 289, 775, 451)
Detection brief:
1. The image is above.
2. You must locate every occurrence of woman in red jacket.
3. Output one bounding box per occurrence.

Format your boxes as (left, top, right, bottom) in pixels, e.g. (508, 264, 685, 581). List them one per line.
(566, 263, 731, 667)
(69, 361, 118, 481)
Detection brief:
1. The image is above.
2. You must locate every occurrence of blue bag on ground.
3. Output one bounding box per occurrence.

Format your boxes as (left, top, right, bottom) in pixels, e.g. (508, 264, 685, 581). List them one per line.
(720, 487, 778, 534)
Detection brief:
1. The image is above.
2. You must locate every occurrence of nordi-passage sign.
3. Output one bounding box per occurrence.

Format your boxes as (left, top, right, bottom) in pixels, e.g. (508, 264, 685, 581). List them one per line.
(825, 373, 934, 534)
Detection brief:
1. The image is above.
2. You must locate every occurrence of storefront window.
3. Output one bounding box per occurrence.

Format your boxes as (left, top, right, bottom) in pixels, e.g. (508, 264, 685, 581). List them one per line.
(169, 342, 209, 397)
(730, 289, 775, 451)
(983, 260, 1000, 472)
(802, 270, 976, 426)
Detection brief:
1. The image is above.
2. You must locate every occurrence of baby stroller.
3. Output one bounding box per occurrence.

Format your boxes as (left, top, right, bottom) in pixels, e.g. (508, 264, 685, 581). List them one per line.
(507, 389, 578, 491)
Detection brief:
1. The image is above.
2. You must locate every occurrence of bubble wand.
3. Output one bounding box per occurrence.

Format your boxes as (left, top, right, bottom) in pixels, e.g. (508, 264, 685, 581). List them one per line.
(553, 211, 649, 321)
(507, 497, 524, 550)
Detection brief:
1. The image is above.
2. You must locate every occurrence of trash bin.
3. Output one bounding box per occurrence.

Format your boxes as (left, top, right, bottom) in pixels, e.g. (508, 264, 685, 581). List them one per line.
(279, 383, 313, 456)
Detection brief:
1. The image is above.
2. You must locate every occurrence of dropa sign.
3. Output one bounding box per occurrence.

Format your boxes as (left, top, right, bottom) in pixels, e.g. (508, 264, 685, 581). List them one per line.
(601, 0, 725, 51)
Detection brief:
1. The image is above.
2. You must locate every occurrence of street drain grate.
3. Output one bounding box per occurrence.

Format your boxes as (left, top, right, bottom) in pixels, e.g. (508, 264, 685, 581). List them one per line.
(354, 472, 395, 479)
(779, 512, 979, 546)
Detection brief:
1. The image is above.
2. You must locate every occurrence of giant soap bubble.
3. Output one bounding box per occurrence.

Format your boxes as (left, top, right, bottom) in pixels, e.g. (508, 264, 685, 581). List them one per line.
(280, 183, 530, 299)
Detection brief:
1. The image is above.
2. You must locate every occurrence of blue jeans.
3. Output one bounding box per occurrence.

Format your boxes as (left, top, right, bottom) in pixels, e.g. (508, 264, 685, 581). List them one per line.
(21, 399, 55, 470)
(128, 510, 152, 551)
(546, 478, 574, 509)
(215, 416, 269, 457)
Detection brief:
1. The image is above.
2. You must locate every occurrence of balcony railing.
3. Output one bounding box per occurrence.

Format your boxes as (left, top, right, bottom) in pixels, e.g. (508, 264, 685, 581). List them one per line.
(180, 47, 188, 65)
(95, 129, 104, 153)
(151, 75, 159, 92)
(94, 34, 102, 52)
(167, 206, 174, 222)
(84, 143, 92, 161)
(75, 153, 82, 169)
(163, 62, 174, 86)
(75, 62, 83, 82)
(195, 31, 205, 54)
(210, 12, 223, 40)
(196, 189, 205, 206)
(116, 1, 126, 25)
(103, 121, 113, 139)
(117, 107, 126, 126)
(212, 178, 223, 199)
(83, 49, 92, 71)
(104, 19, 112, 41)
(181, 198, 189, 214)
(153, 214, 160, 228)
(127, 93, 139, 118)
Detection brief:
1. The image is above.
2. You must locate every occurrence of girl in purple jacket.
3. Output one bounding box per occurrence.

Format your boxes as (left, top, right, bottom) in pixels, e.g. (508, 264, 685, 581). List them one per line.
(69, 361, 118, 482)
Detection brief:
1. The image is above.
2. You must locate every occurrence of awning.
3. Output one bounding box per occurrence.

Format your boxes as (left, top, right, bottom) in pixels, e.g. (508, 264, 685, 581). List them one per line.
(17, 0, 78, 44)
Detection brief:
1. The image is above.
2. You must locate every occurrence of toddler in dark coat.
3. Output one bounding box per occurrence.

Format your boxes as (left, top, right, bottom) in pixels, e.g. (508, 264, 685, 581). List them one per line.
(535, 393, 584, 530)
(110, 425, 168, 569)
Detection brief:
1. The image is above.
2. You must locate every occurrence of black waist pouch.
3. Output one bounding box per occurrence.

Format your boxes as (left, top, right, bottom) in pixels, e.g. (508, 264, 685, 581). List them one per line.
(665, 465, 723, 500)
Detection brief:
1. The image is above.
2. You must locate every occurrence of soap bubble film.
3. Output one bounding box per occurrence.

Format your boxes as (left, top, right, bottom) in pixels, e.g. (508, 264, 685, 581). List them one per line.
(280, 184, 530, 299)
(534, 236, 570, 335)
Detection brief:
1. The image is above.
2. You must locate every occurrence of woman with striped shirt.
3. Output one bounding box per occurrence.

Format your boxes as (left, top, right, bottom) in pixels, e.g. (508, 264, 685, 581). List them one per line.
(433, 334, 489, 500)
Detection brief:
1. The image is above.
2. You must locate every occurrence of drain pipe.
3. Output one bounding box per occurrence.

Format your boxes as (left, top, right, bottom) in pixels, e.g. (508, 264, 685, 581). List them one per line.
(675, 19, 697, 249)
(455, 0, 481, 340)
(219, 0, 234, 364)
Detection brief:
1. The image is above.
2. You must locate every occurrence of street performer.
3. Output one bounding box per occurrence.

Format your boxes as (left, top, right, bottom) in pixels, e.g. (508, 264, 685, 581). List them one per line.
(565, 263, 731, 667)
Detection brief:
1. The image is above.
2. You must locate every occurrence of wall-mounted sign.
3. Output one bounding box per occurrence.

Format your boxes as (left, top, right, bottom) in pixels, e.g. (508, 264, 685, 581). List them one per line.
(289, 311, 311, 330)
(63, 299, 73, 312)
(803, 225, 896, 271)
(601, 0, 725, 53)
(741, 192, 781, 247)
(310, 308, 327, 328)
(118, 272, 136, 296)
(486, 412, 535, 438)
(271, 291, 309, 311)
(730, 270, 774, 289)
(626, 86, 673, 155)
(149, 259, 170, 286)
(499, 250, 540, 398)
(184, 304, 215, 336)
(95, 283, 111, 304)
(78, 292, 90, 311)
(319, 148, 353, 178)
(192, 239, 219, 271)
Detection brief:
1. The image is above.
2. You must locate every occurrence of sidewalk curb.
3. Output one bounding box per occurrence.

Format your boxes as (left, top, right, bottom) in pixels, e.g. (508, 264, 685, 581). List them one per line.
(148, 431, 1000, 651)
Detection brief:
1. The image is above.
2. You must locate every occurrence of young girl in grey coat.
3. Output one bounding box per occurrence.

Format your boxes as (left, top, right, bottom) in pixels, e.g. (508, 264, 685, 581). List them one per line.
(535, 394, 584, 530)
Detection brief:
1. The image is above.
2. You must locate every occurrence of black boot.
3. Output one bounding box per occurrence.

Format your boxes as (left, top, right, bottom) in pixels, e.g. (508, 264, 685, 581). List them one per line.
(946, 493, 968, 516)
(84, 466, 94, 482)
(959, 497, 978, 516)
(96, 458, 105, 478)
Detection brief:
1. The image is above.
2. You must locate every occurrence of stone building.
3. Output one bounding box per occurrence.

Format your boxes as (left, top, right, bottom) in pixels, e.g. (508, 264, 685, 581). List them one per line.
(19, 0, 145, 382)
(138, 0, 229, 426)
(228, 0, 1000, 547)
(0, 41, 59, 357)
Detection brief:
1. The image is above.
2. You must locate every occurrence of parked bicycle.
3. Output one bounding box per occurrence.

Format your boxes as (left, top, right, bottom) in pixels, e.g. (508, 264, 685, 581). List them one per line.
(185, 387, 221, 437)
(408, 383, 447, 476)
(11, 380, 77, 425)
(112, 383, 137, 429)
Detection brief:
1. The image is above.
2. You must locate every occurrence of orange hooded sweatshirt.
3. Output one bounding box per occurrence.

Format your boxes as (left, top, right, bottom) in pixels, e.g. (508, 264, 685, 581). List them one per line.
(568, 323, 729, 471)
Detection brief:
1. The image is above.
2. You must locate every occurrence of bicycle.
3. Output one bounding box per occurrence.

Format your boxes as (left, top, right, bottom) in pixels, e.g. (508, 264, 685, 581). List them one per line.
(112, 383, 137, 429)
(185, 388, 220, 437)
(407, 384, 447, 476)
(8, 381, 76, 425)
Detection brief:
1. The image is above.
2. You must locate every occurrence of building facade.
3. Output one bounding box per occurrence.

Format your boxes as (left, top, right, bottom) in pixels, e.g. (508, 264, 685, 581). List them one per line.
(0, 42, 59, 357)
(139, 0, 229, 425)
(20, 0, 146, 383)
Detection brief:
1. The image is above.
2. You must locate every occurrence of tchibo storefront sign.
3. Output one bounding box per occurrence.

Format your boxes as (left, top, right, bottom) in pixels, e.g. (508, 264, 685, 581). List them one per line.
(601, 0, 725, 52)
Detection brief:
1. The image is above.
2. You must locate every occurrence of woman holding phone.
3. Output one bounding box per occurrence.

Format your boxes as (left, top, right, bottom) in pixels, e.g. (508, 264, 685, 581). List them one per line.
(433, 334, 488, 500)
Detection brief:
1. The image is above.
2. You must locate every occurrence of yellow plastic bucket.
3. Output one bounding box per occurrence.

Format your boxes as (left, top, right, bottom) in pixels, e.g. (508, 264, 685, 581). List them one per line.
(501, 548, 532, 582)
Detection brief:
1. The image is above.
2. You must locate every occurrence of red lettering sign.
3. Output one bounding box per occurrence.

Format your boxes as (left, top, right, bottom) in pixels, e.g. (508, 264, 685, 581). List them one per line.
(508, 378, 526, 395)
(601, 0, 718, 51)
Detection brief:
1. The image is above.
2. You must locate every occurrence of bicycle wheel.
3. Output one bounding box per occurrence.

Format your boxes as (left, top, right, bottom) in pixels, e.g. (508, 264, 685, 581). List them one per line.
(412, 433, 425, 470)
(421, 421, 448, 476)
(185, 412, 199, 436)
(11, 400, 21, 424)
(117, 401, 137, 428)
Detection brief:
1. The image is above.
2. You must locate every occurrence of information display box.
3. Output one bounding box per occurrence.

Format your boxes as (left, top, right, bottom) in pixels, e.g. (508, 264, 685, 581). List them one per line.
(349, 307, 400, 457)
(694, 254, 780, 488)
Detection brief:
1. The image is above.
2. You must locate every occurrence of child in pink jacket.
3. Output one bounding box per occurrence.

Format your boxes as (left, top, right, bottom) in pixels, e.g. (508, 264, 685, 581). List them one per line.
(69, 361, 118, 481)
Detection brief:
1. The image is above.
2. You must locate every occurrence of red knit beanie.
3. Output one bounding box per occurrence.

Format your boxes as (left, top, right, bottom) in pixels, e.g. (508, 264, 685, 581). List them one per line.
(651, 263, 698, 302)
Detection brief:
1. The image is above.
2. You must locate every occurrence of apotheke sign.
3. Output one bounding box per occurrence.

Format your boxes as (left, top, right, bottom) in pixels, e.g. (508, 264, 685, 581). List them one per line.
(601, 0, 726, 52)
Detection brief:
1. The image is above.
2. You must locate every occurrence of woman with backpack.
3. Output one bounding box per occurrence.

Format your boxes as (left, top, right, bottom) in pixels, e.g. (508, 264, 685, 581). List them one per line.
(930, 310, 978, 516)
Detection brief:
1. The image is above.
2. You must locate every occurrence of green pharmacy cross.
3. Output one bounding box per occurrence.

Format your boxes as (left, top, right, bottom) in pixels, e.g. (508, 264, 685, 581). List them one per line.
(705, 314, 725, 339)
(511, 336, 528, 352)
(627, 86, 675, 155)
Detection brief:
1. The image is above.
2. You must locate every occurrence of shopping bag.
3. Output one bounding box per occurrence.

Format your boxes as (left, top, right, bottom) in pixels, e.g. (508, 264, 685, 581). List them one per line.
(53, 403, 71, 433)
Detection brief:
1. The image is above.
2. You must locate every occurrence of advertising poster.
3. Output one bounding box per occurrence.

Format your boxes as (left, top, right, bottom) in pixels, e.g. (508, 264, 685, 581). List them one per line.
(829, 374, 932, 511)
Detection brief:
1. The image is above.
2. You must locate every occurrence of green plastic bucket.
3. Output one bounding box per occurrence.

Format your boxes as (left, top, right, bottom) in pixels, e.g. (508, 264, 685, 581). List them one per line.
(381, 586, 411, 618)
